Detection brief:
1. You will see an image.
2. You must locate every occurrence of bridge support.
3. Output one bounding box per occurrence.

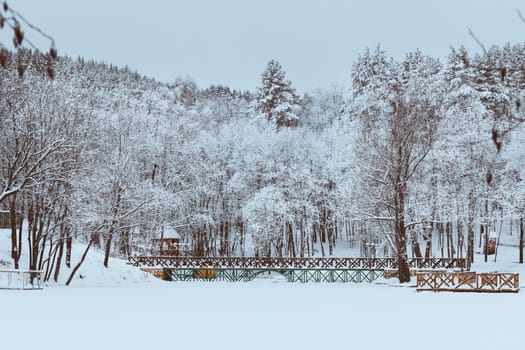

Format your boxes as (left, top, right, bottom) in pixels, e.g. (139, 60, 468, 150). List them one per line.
(145, 268, 385, 283)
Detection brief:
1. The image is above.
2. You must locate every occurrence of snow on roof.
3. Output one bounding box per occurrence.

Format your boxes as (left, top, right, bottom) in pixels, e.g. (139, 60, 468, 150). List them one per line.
(162, 228, 180, 239)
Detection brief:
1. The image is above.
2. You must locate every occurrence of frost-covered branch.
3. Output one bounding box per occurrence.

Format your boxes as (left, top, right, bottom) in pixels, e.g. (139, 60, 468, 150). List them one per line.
(468, 28, 487, 54)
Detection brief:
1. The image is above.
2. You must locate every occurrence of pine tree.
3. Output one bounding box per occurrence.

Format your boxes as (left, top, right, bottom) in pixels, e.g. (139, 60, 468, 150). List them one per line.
(255, 59, 300, 128)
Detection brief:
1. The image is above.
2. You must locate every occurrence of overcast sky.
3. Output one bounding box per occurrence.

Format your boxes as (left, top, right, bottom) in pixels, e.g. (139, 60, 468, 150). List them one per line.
(12, 0, 525, 93)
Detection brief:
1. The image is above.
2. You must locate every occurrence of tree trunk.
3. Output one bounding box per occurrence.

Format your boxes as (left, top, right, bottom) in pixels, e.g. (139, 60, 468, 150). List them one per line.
(65, 236, 72, 268)
(54, 238, 64, 282)
(467, 221, 474, 265)
(520, 218, 523, 264)
(17, 219, 23, 266)
(412, 239, 422, 259)
(287, 222, 296, 257)
(43, 237, 55, 281)
(423, 225, 432, 260)
(103, 233, 113, 268)
(484, 222, 488, 263)
(27, 202, 36, 272)
(317, 222, 325, 257)
(457, 221, 464, 259)
(394, 184, 410, 283)
(299, 218, 305, 258)
(66, 234, 97, 286)
(411, 228, 422, 259)
(395, 223, 411, 283)
(238, 219, 245, 257)
(446, 222, 455, 258)
(436, 223, 445, 258)
(9, 199, 21, 269)
(467, 195, 475, 265)
(118, 230, 130, 258)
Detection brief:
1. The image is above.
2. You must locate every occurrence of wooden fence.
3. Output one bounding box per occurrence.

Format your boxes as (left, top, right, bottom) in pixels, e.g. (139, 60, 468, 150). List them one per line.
(416, 271, 519, 293)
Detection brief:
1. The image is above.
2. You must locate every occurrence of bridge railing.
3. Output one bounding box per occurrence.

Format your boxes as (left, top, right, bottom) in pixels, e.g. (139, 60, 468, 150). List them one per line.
(129, 256, 469, 270)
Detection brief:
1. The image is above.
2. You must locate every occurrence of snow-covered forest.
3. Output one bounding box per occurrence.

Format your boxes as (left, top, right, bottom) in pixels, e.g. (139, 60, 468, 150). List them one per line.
(1, 42, 525, 283)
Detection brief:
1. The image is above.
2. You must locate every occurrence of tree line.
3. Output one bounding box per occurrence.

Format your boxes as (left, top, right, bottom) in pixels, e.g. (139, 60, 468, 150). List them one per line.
(1, 42, 524, 283)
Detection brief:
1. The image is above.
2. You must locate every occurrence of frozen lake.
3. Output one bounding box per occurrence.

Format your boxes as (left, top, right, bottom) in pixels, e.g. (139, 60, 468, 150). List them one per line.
(0, 279, 523, 350)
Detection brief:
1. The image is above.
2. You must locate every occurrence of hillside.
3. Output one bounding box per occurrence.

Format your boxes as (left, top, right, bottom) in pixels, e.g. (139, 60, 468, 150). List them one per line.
(1, 45, 525, 284)
(0, 227, 157, 287)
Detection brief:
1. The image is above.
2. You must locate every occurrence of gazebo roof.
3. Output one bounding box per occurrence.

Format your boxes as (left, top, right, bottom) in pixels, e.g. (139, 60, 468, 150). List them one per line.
(162, 227, 180, 239)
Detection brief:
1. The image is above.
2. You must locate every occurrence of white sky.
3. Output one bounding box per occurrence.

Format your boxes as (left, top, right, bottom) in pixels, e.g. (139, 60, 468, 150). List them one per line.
(11, 0, 525, 93)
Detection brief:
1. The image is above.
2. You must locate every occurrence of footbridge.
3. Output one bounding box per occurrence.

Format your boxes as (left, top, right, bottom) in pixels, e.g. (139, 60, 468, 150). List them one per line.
(129, 256, 469, 283)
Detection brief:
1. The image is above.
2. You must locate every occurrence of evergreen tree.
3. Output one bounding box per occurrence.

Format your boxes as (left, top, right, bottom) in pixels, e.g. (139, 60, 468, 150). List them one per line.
(255, 59, 300, 128)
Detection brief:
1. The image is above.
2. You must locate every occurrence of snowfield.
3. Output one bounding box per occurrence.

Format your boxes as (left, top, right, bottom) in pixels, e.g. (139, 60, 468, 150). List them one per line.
(1, 227, 524, 350)
(0, 280, 523, 350)
(0, 263, 525, 350)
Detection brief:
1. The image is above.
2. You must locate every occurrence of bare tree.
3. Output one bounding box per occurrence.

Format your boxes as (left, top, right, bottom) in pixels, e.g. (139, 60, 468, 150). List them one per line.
(0, 74, 72, 205)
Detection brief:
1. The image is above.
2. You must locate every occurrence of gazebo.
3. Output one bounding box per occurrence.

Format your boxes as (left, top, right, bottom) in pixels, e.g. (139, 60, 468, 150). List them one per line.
(151, 228, 181, 256)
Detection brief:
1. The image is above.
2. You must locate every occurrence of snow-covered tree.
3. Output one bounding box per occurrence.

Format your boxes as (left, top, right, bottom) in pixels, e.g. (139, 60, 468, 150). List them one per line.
(255, 59, 301, 128)
(350, 48, 444, 282)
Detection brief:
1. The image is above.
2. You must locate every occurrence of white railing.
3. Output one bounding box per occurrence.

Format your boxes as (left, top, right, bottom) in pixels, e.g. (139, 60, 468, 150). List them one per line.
(0, 269, 44, 290)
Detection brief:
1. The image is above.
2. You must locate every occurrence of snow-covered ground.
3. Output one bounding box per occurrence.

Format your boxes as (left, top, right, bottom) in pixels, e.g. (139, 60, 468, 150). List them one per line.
(0, 228, 524, 349)
(0, 227, 155, 287)
(0, 280, 523, 350)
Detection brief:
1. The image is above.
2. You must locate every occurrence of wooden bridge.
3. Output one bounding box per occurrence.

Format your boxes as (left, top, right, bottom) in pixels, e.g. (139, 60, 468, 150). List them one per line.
(129, 256, 469, 283)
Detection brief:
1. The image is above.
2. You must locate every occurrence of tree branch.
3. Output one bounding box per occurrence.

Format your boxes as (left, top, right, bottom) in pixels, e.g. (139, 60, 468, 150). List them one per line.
(468, 27, 487, 54)
(517, 9, 525, 25)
